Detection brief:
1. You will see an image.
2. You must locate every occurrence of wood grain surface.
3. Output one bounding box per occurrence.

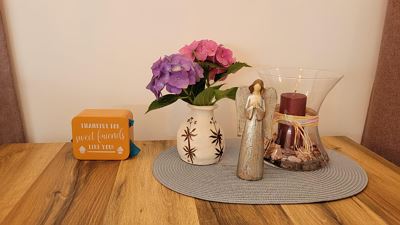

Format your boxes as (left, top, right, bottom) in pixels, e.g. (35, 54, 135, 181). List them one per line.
(0, 137, 399, 225)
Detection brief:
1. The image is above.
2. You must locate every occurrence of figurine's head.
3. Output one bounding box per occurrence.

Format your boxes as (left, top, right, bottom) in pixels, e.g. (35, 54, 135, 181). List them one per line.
(249, 79, 265, 94)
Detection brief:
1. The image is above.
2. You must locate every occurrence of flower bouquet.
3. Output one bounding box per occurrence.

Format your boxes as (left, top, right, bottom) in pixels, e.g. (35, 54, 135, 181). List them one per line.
(146, 40, 250, 112)
(146, 40, 250, 165)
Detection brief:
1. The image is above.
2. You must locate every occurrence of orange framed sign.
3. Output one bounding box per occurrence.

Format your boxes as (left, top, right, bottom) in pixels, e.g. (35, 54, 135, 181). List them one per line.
(72, 109, 133, 160)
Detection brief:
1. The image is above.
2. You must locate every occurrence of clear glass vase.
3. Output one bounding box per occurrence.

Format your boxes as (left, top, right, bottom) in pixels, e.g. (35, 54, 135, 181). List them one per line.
(259, 67, 343, 171)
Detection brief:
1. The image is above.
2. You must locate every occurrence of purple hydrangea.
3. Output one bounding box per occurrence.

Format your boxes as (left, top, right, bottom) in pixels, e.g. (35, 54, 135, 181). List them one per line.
(146, 54, 204, 98)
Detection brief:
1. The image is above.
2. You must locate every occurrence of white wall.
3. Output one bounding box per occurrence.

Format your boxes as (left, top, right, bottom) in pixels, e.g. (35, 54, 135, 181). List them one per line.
(2, 0, 387, 143)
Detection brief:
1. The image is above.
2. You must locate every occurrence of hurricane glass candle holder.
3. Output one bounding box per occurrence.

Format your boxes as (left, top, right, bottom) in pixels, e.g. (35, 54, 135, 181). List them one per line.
(259, 67, 343, 171)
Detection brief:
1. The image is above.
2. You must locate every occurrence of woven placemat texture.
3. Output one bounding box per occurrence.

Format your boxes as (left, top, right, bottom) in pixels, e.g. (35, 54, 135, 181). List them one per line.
(153, 139, 368, 204)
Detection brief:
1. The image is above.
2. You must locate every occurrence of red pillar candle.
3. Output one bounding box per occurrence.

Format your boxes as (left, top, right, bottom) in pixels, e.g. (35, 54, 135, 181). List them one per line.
(276, 93, 307, 147)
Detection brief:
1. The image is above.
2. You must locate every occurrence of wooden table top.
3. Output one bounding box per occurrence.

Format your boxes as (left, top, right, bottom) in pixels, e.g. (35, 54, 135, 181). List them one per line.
(0, 136, 399, 225)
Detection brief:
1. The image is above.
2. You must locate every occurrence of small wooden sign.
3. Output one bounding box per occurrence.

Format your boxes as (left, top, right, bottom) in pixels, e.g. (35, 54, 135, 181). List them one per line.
(72, 109, 133, 160)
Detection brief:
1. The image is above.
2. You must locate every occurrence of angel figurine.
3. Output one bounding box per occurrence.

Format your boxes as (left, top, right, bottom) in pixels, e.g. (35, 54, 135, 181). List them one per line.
(236, 79, 277, 180)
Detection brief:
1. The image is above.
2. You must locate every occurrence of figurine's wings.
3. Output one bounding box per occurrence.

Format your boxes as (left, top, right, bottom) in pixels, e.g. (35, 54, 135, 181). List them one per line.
(263, 87, 278, 140)
(235, 86, 250, 137)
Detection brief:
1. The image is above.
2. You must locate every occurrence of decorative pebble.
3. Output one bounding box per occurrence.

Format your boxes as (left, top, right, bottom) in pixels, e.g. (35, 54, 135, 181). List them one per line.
(271, 147, 283, 160)
(288, 156, 302, 163)
(282, 148, 296, 156)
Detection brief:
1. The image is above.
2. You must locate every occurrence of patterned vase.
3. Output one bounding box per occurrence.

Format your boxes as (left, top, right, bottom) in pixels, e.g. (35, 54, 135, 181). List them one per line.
(177, 104, 225, 165)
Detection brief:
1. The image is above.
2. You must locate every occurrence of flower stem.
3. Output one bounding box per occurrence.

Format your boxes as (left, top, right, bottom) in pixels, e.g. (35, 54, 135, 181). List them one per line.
(206, 78, 210, 87)
(183, 90, 193, 103)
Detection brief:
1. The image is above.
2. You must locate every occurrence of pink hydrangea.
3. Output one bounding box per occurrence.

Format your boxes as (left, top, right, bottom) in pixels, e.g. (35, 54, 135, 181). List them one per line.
(179, 40, 199, 61)
(179, 39, 219, 62)
(193, 40, 218, 61)
(179, 40, 237, 81)
(215, 45, 235, 67)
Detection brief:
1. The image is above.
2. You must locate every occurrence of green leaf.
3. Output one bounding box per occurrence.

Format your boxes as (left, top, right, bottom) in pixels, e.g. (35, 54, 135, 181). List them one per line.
(180, 98, 191, 104)
(146, 94, 180, 113)
(190, 78, 206, 96)
(226, 62, 251, 74)
(193, 87, 216, 106)
(215, 62, 251, 81)
(197, 61, 222, 69)
(214, 87, 238, 101)
(210, 84, 224, 90)
(179, 91, 192, 104)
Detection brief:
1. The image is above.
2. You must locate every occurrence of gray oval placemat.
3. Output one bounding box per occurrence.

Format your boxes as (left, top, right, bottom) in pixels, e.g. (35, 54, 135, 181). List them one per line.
(153, 139, 368, 204)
